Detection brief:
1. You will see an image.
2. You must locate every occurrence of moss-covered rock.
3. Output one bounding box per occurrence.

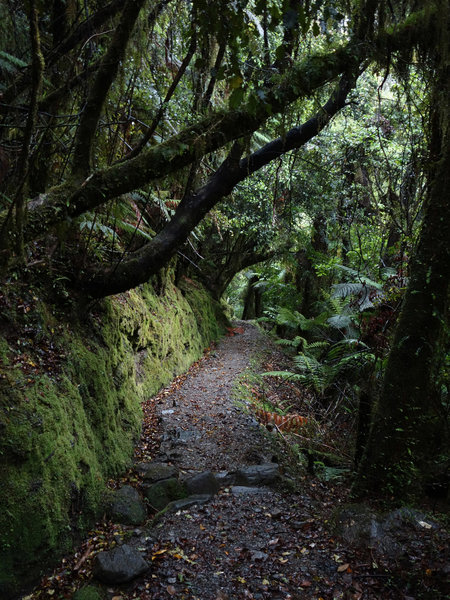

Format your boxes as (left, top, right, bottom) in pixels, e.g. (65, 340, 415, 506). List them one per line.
(72, 585, 105, 600)
(0, 275, 226, 596)
(108, 485, 147, 525)
(143, 477, 187, 510)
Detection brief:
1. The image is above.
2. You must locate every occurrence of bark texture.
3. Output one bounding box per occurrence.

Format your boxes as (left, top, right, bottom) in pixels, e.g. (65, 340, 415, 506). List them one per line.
(353, 45, 450, 498)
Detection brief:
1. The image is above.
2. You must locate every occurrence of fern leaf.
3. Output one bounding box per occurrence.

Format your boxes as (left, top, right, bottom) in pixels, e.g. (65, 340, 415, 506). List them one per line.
(262, 370, 304, 381)
(0, 51, 27, 73)
(332, 282, 364, 299)
(327, 314, 352, 329)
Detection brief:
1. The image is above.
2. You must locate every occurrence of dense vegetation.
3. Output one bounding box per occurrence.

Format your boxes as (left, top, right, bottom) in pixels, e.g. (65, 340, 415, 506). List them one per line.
(0, 0, 448, 588)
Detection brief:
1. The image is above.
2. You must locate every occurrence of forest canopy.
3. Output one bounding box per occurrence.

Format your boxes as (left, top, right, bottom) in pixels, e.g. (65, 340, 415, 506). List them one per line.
(0, 0, 449, 498)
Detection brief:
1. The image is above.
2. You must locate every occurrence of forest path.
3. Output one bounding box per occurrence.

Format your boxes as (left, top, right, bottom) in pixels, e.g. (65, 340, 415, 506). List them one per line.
(112, 321, 344, 600)
(31, 322, 450, 600)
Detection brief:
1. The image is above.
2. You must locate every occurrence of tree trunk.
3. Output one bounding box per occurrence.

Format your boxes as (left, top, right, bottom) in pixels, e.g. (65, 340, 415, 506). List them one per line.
(353, 52, 450, 499)
(242, 274, 262, 320)
(296, 215, 328, 318)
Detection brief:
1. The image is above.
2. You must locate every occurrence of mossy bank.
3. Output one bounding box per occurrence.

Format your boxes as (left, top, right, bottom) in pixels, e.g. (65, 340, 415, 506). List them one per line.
(0, 274, 227, 598)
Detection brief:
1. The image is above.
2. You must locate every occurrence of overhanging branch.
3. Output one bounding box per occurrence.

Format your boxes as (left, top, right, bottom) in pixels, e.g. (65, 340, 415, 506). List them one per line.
(82, 73, 355, 296)
(0, 6, 436, 253)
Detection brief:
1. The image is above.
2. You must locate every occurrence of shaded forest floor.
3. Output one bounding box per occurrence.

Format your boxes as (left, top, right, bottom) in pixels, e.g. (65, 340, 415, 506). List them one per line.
(29, 323, 449, 600)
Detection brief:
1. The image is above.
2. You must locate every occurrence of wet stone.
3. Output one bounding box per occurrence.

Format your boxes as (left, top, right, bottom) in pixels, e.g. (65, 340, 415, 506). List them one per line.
(93, 544, 148, 584)
(72, 585, 103, 600)
(135, 462, 178, 483)
(166, 494, 213, 512)
(214, 471, 235, 486)
(234, 463, 280, 486)
(143, 477, 187, 511)
(231, 486, 269, 495)
(185, 470, 220, 496)
(108, 485, 146, 525)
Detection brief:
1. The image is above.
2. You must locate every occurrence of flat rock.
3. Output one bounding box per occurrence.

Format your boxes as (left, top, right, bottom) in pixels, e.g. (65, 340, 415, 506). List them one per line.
(234, 463, 280, 486)
(382, 507, 438, 532)
(93, 544, 148, 584)
(185, 470, 220, 496)
(143, 477, 187, 511)
(231, 486, 268, 495)
(214, 471, 235, 486)
(167, 494, 213, 511)
(108, 485, 146, 525)
(173, 427, 200, 444)
(135, 462, 178, 483)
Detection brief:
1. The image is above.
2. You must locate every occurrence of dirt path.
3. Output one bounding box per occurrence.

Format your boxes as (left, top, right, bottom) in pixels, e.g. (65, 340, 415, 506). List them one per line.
(32, 322, 449, 600)
(154, 320, 275, 472)
(105, 322, 345, 600)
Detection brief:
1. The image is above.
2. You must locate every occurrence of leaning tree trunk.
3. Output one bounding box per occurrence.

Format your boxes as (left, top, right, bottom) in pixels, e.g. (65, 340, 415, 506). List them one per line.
(353, 51, 450, 500)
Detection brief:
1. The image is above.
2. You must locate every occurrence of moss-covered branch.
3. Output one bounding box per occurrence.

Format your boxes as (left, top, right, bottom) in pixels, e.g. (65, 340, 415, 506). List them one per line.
(19, 45, 353, 245)
(0, 7, 436, 258)
(82, 73, 355, 296)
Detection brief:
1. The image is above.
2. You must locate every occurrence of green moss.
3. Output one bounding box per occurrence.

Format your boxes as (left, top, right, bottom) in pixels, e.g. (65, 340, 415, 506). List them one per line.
(0, 338, 9, 365)
(73, 585, 105, 600)
(0, 275, 226, 595)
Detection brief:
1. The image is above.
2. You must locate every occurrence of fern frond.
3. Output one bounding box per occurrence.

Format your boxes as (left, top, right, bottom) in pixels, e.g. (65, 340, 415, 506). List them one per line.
(332, 282, 365, 299)
(334, 264, 382, 289)
(276, 335, 307, 348)
(119, 220, 155, 239)
(0, 51, 27, 73)
(262, 370, 304, 381)
(327, 314, 353, 329)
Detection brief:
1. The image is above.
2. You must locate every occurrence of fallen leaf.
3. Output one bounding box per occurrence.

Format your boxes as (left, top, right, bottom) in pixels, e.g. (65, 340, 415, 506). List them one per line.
(268, 538, 279, 546)
(300, 580, 312, 587)
(337, 563, 350, 572)
(167, 585, 176, 595)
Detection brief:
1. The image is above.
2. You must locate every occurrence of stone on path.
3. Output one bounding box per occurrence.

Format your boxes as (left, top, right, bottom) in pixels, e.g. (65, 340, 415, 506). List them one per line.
(108, 485, 146, 525)
(93, 544, 148, 584)
(185, 470, 220, 496)
(143, 477, 187, 510)
(331, 504, 438, 558)
(234, 463, 280, 486)
(166, 495, 213, 512)
(72, 586, 104, 600)
(231, 486, 269, 495)
(135, 462, 178, 483)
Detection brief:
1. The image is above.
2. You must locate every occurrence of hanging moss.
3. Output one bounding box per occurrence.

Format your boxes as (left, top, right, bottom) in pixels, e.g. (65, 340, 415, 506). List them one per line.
(0, 276, 226, 596)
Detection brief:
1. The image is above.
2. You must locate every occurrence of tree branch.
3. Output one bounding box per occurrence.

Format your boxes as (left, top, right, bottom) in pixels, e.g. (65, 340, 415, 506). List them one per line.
(71, 0, 148, 178)
(82, 73, 355, 296)
(0, 0, 127, 111)
(123, 31, 197, 161)
(0, 6, 436, 253)
(22, 43, 353, 242)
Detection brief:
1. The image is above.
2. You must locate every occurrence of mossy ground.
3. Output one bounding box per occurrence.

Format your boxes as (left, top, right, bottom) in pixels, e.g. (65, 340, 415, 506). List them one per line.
(0, 273, 226, 596)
